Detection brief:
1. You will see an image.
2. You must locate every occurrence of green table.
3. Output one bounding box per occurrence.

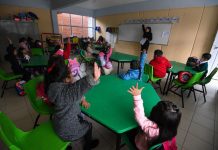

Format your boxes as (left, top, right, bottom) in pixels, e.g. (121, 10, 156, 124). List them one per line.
(82, 75, 160, 149)
(110, 52, 138, 74)
(22, 55, 49, 68)
(163, 61, 197, 94)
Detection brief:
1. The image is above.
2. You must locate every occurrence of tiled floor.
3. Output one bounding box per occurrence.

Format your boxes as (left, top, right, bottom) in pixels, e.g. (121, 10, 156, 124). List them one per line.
(0, 61, 217, 150)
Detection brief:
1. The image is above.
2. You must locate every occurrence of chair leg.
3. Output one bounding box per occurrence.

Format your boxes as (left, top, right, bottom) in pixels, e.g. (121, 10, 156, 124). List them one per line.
(202, 85, 206, 103)
(187, 89, 192, 97)
(1, 81, 8, 98)
(204, 85, 207, 95)
(192, 88, 197, 102)
(158, 81, 163, 94)
(50, 114, 53, 120)
(33, 114, 41, 128)
(181, 89, 184, 108)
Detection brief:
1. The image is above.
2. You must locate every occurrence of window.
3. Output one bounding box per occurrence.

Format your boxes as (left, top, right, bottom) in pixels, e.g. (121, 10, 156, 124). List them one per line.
(57, 13, 94, 38)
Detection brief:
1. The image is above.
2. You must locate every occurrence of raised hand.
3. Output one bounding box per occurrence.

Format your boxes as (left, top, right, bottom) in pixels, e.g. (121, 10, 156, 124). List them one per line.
(94, 62, 101, 81)
(128, 83, 144, 96)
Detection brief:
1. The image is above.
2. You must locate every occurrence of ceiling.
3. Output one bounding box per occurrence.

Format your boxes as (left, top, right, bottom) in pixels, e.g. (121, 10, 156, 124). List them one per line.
(52, 0, 147, 10)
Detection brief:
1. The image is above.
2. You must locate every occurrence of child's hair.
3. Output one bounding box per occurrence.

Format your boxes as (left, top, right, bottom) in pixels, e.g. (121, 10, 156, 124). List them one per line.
(146, 26, 152, 33)
(202, 53, 211, 61)
(44, 55, 69, 94)
(154, 49, 163, 57)
(19, 37, 27, 43)
(149, 101, 181, 145)
(130, 60, 139, 70)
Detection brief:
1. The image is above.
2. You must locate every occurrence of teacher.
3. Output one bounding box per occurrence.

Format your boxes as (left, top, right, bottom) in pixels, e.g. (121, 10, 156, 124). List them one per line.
(140, 25, 152, 53)
(139, 25, 152, 80)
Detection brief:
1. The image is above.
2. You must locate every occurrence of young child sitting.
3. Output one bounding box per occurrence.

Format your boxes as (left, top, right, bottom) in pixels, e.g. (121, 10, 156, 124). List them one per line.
(98, 44, 113, 75)
(149, 49, 172, 78)
(193, 53, 211, 76)
(119, 60, 140, 80)
(44, 56, 101, 150)
(128, 83, 181, 150)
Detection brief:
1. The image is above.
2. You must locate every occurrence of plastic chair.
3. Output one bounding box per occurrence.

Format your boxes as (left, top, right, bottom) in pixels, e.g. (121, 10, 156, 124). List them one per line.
(149, 143, 163, 150)
(24, 76, 54, 128)
(144, 64, 163, 94)
(169, 71, 205, 108)
(0, 112, 70, 150)
(0, 68, 22, 98)
(195, 67, 218, 102)
(31, 48, 44, 56)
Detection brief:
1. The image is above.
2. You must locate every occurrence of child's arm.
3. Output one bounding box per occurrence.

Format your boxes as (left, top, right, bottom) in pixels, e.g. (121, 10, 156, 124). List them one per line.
(81, 96, 90, 109)
(128, 83, 159, 138)
(63, 37, 71, 59)
(66, 62, 101, 102)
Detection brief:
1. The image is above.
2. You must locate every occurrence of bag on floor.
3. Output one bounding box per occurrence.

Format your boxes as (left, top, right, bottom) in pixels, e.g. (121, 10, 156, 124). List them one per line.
(15, 80, 26, 96)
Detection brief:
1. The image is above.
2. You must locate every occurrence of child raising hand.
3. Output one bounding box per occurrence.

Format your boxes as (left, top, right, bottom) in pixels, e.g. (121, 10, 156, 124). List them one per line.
(128, 83, 181, 150)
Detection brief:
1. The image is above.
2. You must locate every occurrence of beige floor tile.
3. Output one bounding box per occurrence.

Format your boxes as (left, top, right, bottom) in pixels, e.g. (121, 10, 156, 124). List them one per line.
(188, 122, 214, 145)
(192, 114, 215, 131)
(183, 133, 213, 150)
(176, 128, 187, 146)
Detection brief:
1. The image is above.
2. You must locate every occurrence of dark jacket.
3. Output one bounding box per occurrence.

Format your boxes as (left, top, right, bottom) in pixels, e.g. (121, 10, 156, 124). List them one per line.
(141, 25, 152, 51)
(48, 74, 99, 141)
(193, 62, 208, 78)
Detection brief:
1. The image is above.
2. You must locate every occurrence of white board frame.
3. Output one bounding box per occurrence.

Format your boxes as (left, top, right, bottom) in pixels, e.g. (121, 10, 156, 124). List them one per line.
(118, 23, 172, 45)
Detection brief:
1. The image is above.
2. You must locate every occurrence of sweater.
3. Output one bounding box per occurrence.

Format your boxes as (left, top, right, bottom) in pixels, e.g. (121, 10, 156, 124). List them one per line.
(149, 56, 172, 78)
(48, 74, 99, 141)
(133, 95, 159, 150)
(119, 69, 140, 80)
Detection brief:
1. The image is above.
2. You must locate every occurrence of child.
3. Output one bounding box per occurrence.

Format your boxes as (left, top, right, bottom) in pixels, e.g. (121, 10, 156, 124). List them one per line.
(193, 53, 211, 76)
(119, 60, 140, 80)
(149, 49, 172, 78)
(98, 44, 113, 75)
(5, 38, 31, 81)
(44, 56, 101, 150)
(53, 38, 71, 60)
(128, 83, 181, 150)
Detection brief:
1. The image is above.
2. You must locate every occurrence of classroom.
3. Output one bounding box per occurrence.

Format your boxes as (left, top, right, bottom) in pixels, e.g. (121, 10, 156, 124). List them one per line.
(0, 0, 218, 150)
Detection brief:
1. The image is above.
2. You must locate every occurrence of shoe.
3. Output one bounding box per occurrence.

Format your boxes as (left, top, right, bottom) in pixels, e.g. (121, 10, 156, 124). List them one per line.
(90, 139, 99, 149)
(84, 139, 99, 150)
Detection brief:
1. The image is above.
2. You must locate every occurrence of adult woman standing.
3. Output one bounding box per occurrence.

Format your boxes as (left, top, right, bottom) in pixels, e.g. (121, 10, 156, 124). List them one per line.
(140, 25, 152, 53)
(139, 25, 152, 80)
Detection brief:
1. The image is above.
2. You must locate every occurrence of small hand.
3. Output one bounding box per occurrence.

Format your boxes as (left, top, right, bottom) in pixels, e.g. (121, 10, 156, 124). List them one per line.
(94, 62, 101, 81)
(7, 37, 12, 44)
(128, 83, 144, 96)
(81, 99, 90, 109)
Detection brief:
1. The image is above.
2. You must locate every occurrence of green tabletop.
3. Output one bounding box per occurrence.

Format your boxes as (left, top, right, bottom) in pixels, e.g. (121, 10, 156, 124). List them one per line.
(110, 52, 138, 62)
(22, 55, 49, 67)
(169, 61, 197, 74)
(82, 75, 160, 134)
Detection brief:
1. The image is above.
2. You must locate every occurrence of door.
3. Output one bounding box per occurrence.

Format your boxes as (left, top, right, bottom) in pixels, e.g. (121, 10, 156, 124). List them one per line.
(208, 31, 218, 79)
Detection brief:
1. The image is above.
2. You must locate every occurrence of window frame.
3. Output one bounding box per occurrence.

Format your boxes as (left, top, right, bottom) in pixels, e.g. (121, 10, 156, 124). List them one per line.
(57, 13, 95, 38)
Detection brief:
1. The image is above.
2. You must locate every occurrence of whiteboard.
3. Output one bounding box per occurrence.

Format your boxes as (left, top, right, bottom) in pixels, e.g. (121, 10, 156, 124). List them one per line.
(118, 24, 172, 45)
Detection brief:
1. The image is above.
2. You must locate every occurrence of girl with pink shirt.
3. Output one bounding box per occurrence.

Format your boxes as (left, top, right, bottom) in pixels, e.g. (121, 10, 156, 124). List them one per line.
(128, 83, 181, 150)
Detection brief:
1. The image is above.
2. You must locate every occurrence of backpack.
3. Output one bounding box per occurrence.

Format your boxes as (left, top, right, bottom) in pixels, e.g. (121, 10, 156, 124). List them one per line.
(15, 81, 26, 96)
(178, 71, 192, 83)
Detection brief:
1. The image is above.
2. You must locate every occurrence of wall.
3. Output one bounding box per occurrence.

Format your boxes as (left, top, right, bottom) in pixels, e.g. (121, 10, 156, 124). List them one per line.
(0, 5, 53, 34)
(96, 6, 218, 63)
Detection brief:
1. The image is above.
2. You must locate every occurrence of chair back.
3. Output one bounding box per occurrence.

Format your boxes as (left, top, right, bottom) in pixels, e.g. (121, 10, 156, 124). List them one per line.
(182, 71, 205, 88)
(144, 64, 154, 81)
(31, 48, 44, 56)
(149, 143, 162, 150)
(0, 68, 7, 80)
(201, 67, 218, 85)
(24, 76, 53, 114)
(0, 112, 23, 149)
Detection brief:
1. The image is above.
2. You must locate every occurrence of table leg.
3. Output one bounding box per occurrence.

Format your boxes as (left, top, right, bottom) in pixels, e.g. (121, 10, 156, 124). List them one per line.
(166, 73, 174, 95)
(163, 72, 170, 95)
(116, 134, 121, 150)
(121, 62, 124, 69)
(117, 62, 120, 74)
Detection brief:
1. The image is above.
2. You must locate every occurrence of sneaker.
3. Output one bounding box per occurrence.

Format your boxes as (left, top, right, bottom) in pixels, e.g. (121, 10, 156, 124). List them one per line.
(90, 139, 99, 149)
